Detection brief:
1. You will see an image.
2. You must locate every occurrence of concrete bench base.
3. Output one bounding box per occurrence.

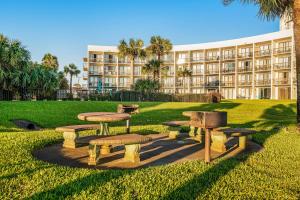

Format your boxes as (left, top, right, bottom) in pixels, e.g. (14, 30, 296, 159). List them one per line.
(56, 124, 101, 149)
(189, 127, 204, 143)
(211, 128, 256, 153)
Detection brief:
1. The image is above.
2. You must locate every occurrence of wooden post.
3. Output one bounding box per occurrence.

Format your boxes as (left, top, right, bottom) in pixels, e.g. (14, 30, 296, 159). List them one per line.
(205, 128, 212, 163)
(126, 119, 130, 134)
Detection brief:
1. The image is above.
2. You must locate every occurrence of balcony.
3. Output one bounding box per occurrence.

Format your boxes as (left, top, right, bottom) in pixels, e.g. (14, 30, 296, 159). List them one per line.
(162, 59, 174, 64)
(255, 49, 271, 57)
(119, 83, 131, 87)
(83, 57, 88, 62)
(104, 71, 117, 76)
(192, 82, 204, 87)
(104, 83, 117, 87)
(223, 54, 235, 61)
(118, 59, 131, 64)
(205, 81, 219, 87)
(222, 68, 235, 74)
(104, 58, 117, 64)
(206, 70, 219, 75)
(273, 62, 290, 70)
(255, 79, 271, 86)
(273, 79, 290, 85)
(89, 71, 103, 76)
(221, 82, 235, 87)
(255, 64, 271, 71)
(191, 57, 205, 63)
(273, 46, 292, 54)
(83, 76, 88, 80)
(161, 83, 175, 88)
(237, 52, 253, 59)
(89, 58, 104, 63)
(134, 60, 146, 64)
(238, 67, 252, 73)
(238, 81, 252, 86)
(176, 58, 190, 64)
(206, 56, 220, 62)
(83, 67, 88, 71)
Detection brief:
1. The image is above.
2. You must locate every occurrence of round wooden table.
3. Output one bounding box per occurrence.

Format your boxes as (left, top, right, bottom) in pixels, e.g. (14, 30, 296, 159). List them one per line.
(78, 112, 131, 135)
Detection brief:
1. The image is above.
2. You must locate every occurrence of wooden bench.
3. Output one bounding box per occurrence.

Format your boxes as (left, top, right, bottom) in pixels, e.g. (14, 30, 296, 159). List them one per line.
(162, 121, 190, 139)
(88, 134, 152, 165)
(56, 124, 101, 149)
(211, 128, 257, 153)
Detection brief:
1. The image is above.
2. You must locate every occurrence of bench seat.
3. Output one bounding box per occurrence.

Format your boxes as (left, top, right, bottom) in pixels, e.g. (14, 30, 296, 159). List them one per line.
(88, 134, 152, 165)
(162, 121, 189, 139)
(56, 124, 101, 149)
(211, 128, 257, 153)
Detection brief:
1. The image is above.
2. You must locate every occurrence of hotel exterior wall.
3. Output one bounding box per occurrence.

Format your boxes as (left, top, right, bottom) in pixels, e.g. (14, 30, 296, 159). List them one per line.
(83, 30, 296, 100)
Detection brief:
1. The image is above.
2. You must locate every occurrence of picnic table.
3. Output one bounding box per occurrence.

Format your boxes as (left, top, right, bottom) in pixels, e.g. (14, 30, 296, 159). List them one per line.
(78, 112, 131, 136)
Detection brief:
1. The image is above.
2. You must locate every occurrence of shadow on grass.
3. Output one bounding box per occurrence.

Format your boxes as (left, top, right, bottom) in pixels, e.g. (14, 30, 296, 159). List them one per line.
(27, 102, 296, 199)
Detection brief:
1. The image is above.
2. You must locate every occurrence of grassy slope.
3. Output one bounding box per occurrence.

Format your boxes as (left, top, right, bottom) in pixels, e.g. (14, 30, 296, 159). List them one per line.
(0, 100, 299, 199)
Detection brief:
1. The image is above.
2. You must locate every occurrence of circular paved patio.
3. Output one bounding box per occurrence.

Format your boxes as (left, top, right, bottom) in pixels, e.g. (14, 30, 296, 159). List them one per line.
(33, 133, 262, 169)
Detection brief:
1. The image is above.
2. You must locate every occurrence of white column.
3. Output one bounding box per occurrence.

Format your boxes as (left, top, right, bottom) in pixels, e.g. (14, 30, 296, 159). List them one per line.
(173, 51, 176, 94)
(251, 44, 255, 99)
(291, 35, 295, 99)
(271, 40, 274, 99)
(219, 48, 222, 93)
(235, 46, 238, 99)
(116, 55, 119, 91)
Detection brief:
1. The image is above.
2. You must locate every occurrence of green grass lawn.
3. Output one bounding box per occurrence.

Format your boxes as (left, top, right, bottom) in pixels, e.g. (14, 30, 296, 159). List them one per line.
(0, 100, 300, 199)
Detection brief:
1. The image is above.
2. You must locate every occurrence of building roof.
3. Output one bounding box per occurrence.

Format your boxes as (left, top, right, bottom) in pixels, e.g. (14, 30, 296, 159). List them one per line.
(88, 29, 293, 52)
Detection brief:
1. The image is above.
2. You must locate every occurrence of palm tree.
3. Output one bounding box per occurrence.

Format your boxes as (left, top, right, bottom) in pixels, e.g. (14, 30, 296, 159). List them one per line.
(42, 53, 59, 70)
(118, 39, 146, 84)
(223, 1, 300, 125)
(142, 59, 162, 80)
(146, 36, 173, 81)
(64, 63, 80, 96)
(177, 67, 192, 94)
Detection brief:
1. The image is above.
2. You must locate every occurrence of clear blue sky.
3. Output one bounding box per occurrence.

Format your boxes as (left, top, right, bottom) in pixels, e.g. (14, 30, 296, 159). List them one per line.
(0, 0, 279, 74)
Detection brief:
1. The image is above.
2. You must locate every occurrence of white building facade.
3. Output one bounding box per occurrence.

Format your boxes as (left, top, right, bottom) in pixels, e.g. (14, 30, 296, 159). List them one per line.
(84, 20, 296, 100)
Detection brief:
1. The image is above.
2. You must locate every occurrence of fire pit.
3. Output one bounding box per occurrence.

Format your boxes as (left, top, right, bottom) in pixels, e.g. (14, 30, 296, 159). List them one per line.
(117, 104, 139, 115)
(183, 111, 227, 163)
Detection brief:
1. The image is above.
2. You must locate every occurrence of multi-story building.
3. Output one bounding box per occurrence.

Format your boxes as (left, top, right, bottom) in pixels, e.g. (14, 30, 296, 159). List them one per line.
(83, 17, 296, 100)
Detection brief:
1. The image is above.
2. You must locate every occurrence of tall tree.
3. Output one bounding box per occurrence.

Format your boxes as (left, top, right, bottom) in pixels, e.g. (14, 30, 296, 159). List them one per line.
(146, 36, 173, 81)
(42, 53, 59, 70)
(142, 59, 162, 80)
(118, 39, 146, 85)
(64, 63, 80, 96)
(177, 67, 192, 94)
(223, 0, 300, 125)
(58, 71, 69, 90)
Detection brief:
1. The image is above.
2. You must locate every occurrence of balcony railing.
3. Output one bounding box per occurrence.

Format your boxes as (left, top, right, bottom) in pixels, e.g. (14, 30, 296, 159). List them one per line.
(255, 79, 271, 86)
(89, 71, 103, 75)
(119, 72, 131, 76)
(273, 79, 290, 85)
(237, 67, 253, 73)
(238, 81, 252, 86)
(104, 71, 117, 75)
(104, 58, 117, 64)
(206, 56, 220, 62)
(206, 70, 219, 75)
(192, 82, 205, 87)
(221, 82, 235, 87)
(176, 58, 190, 64)
(237, 52, 253, 59)
(273, 62, 291, 70)
(255, 49, 271, 57)
(89, 58, 104, 63)
(223, 54, 235, 60)
(83, 57, 88, 62)
(83, 67, 88, 71)
(191, 58, 205, 63)
(162, 59, 174, 64)
(119, 83, 131, 87)
(255, 64, 271, 71)
(118, 59, 131, 64)
(205, 81, 219, 87)
(222, 68, 235, 74)
(273, 46, 292, 54)
(161, 84, 175, 88)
